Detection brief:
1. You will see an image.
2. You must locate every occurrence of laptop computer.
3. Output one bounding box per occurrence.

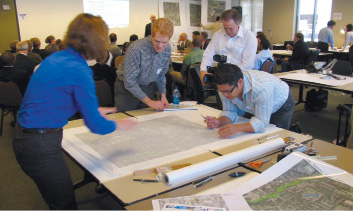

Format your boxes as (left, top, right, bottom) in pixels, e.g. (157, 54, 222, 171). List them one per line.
(331, 60, 352, 76)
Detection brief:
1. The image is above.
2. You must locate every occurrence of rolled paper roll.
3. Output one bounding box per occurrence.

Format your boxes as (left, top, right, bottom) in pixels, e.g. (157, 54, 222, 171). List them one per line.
(163, 138, 285, 186)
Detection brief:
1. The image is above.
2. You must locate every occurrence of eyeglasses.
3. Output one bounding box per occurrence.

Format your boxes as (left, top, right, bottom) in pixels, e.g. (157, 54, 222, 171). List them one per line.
(218, 85, 236, 94)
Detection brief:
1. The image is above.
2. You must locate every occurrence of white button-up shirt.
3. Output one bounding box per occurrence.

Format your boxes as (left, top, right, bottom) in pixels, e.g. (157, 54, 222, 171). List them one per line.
(200, 25, 257, 72)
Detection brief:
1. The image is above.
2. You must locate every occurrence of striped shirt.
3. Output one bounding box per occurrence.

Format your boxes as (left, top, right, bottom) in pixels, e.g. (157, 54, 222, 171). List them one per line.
(219, 70, 289, 132)
(116, 36, 171, 100)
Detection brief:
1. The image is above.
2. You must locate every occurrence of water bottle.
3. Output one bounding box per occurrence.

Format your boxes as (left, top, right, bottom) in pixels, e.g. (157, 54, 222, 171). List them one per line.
(173, 86, 180, 108)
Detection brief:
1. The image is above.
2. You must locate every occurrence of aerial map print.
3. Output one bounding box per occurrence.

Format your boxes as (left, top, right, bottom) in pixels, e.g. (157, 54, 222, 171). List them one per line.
(243, 159, 353, 210)
(189, 3, 201, 27)
(76, 115, 219, 168)
(163, 2, 181, 26)
(207, 0, 226, 22)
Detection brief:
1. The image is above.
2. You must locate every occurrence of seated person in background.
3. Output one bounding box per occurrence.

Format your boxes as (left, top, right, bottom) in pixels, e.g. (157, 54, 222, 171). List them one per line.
(203, 63, 295, 138)
(25, 40, 42, 64)
(341, 23, 353, 51)
(254, 38, 273, 70)
(281, 32, 309, 72)
(122, 34, 138, 54)
(177, 33, 191, 53)
(4, 40, 18, 54)
(168, 35, 204, 85)
(107, 33, 122, 58)
(44, 44, 59, 57)
(200, 31, 210, 50)
(256, 32, 273, 52)
(192, 31, 200, 39)
(114, 18, 174, 112)
(30, 37, 45, 59)
(45, 35, 56, 45)
(14, 41, 39, 75)
(34, 44, 58, 73)
(91, 52, 117, 101)
(0, 52, 29, 95)
(55, 39, 66, 51)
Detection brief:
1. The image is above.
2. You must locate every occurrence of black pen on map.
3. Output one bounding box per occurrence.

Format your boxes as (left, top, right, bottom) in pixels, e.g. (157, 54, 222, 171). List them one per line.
(133, 179, 158, 183)
(193, 176, 213, 188)
(123, 112, 138, 119)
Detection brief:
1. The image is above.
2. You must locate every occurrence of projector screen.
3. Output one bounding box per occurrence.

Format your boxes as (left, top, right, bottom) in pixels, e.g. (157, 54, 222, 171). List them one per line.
(83, 0, 129, 28)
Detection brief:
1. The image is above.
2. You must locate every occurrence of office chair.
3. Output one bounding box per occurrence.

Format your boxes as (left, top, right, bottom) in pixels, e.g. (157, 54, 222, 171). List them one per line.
(305, 49, 320, 65)
(189, 67, 222, 110)
(260, 59, 274, 73)
(175, 62, 200, 101)
(284, 41, 294, 49)
(95, 80, 114, 107)
(349, 45, 353, 68)
(114, 55, 124, 69)
(317, 41, 329, 53)
(0, 81, 22, 136)
(307, 41, 318, 48)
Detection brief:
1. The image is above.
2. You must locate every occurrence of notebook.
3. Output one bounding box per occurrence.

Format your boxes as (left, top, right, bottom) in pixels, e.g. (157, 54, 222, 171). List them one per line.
(331, 60, 352, 76)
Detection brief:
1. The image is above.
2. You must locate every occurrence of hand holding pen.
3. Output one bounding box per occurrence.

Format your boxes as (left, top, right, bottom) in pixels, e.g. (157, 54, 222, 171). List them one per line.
(201, 114, 219, 128)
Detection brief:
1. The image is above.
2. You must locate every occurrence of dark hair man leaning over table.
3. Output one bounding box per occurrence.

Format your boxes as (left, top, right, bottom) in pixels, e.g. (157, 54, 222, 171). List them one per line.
(12, 13, 137, 210)
(203, 63, 295, 139)
(114, 18, 174, 112)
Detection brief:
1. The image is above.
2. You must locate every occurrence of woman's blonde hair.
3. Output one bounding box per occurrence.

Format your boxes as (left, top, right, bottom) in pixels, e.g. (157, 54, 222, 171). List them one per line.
(63, 13, 108, 61)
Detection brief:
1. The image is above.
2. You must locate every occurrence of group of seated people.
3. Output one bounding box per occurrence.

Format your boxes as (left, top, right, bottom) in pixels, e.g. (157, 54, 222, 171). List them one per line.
(0, 32, 139, 104)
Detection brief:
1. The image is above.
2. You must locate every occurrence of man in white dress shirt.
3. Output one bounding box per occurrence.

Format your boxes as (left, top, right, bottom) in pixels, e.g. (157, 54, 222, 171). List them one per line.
(200, 9, 257, 85)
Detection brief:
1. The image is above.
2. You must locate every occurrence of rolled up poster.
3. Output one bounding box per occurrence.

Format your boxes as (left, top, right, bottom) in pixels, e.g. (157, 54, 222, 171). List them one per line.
(163, 138, 285, 186)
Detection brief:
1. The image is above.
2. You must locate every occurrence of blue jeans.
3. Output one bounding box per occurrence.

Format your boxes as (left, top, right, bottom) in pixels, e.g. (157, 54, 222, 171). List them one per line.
(281, 61, 305, 72)
(13, 124, 77, 210)
(270, 90, 296, 130)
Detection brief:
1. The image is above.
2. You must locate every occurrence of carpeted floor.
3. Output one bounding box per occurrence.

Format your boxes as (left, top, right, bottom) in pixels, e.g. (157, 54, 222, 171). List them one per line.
(0, 85, 352, 210)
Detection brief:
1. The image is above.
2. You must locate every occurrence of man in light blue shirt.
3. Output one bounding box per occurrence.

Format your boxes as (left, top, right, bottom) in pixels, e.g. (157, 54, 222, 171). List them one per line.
(254, 38, 273, 70)
(318, 20, 336, 50)
(203, 63, 295, 138)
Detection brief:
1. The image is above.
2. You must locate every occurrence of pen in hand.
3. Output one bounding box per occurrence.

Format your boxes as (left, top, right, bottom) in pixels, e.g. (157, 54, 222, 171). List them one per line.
(201, 114, 208, 123)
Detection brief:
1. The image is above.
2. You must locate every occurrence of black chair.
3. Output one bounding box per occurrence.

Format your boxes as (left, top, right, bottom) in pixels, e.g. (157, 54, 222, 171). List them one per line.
(260, 58, 273, 73)
(177, 62, 200, 101)
(189, 66, 222, 110)
(307, 41, 318, 48)
(95, 80, 114, 107)
(271, 55, 278, 73)
(317, 41, 329, 53)
(284, 41, 294, 49)
(349, 45, 353, 68)
(0, 81, 22, 136)
(305, 49, 320, 65)
(336, 104, 352, 147)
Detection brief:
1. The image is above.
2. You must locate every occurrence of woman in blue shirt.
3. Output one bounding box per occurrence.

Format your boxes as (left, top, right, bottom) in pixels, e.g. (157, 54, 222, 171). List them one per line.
(12, 13, 137, 210)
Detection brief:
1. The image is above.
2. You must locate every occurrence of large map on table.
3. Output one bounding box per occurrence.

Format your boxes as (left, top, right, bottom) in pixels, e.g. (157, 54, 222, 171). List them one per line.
(76, 115, 219, 168)
(243, 159, 353, 210)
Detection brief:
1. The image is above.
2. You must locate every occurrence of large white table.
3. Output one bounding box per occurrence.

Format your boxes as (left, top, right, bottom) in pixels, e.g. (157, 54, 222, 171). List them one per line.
(62, 105, 312, 208)
(275, 70, 353, 105)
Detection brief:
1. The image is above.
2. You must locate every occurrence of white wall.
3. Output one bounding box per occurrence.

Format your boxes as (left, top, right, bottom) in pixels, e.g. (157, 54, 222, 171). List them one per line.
(16, 0, 158, 46)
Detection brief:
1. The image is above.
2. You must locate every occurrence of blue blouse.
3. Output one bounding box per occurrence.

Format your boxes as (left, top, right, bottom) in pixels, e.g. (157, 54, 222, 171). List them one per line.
(18, 47, 116, 135)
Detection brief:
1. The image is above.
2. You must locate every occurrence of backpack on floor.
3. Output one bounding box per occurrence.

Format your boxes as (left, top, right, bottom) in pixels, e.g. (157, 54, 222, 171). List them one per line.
(304, 88, 328, 112)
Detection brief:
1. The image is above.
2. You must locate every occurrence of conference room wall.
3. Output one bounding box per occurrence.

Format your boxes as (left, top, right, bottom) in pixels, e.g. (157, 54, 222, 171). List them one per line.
(331, 0, 353, 48)
(262, 0, 296, 45)
(15, 0, 158, 47)
(263, 0, 353, 46)
(0, 0, 19, 53)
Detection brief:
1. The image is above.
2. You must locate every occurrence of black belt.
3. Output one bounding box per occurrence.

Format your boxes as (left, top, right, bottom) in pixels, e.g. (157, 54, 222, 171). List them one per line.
(21, 127, 62, 134)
